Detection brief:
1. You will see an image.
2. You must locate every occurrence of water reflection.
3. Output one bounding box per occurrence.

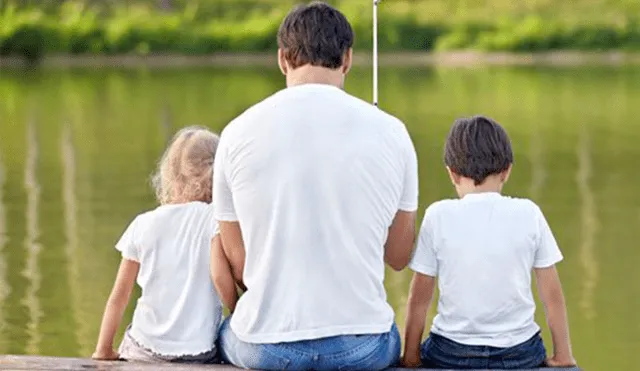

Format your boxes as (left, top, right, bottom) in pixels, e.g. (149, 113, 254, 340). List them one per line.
(576, 126, 598, 321)
(23, 119, 42, 355)
(62, 124, 85, 355)
(527, 98, 545, 200)
(0, 147, 9, 354)
(0, 66, 637, 369)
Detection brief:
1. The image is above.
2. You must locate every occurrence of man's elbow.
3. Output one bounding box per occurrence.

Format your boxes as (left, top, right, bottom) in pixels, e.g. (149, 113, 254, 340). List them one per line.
(386, 256, 410, 271)
(384, 239, 415, 271)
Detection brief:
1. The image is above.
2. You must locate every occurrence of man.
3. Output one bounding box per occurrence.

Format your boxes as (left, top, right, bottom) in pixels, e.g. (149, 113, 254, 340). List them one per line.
(212, 2, 418, 370)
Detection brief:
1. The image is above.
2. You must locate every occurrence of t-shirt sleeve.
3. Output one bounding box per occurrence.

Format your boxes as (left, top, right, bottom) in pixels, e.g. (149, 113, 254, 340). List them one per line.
(533, 204, 563, 268)
(398, 124, 419, 212)
(115, 216, 140, 262)
(213, 131, 238, 221)
(408, 204, 438, 276)
(212, 212, 220, 237)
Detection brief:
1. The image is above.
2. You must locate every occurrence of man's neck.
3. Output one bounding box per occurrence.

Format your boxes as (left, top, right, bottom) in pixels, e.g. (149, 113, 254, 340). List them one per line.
(286, 65, 344, 89)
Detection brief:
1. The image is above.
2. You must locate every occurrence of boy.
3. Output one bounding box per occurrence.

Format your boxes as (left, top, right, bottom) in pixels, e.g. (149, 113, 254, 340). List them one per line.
(402, 116, 576, 369)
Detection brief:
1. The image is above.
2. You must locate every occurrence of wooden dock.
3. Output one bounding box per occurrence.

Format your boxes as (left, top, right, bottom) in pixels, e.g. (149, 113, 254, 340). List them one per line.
(0, 355, 582, 370)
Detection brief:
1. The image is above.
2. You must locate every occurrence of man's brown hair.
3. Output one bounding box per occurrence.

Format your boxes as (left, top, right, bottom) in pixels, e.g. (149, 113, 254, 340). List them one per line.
(277, 1, 354, 69)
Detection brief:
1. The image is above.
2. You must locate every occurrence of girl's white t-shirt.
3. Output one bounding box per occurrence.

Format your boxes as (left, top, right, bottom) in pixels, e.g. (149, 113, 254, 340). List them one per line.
(115, 202, 222, 356)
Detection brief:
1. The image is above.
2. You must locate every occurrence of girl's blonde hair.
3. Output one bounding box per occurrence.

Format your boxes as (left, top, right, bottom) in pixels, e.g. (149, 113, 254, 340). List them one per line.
(151, 126, 220, 205)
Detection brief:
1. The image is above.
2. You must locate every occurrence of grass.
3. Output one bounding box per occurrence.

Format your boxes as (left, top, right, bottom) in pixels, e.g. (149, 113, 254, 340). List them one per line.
(1, 0, 640, 62)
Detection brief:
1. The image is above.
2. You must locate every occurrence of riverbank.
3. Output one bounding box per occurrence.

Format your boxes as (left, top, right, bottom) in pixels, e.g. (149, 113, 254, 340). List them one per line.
(2, 1, 640, 61)
(3, 51, 640, 68)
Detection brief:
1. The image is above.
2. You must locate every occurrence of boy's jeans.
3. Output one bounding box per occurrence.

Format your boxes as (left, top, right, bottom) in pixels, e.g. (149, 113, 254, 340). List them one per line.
(420, 331, 547, 369)
(219, 317, 400, 370)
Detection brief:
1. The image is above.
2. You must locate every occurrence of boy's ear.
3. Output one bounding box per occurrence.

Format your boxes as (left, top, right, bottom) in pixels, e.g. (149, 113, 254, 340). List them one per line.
(446, 166, 461, 185)
(500, 164, 513, 183)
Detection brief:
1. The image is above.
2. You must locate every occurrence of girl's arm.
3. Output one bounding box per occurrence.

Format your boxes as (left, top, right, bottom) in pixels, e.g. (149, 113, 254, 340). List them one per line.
(534, 265, 576, 367)
(402, 272, 436, 368)
(211, 234, 239, 312)
(92, 258, 139, 360)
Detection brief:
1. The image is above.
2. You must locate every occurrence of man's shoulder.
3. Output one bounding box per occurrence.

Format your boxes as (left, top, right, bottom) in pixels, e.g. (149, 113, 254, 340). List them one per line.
(221, 92, 281, 135)
(345, 94, 406, 128)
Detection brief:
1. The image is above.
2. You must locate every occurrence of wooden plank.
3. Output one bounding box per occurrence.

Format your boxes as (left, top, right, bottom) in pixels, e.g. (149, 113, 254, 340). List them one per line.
(0, 355, 582, 370)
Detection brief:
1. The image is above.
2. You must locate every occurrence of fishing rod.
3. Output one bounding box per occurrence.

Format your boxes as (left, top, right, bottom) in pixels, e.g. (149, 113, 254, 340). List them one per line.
(373, 0, 380, 107)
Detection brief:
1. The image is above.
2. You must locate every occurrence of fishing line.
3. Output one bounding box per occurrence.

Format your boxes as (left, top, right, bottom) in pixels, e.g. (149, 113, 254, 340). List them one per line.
(373, 0, 380, 107)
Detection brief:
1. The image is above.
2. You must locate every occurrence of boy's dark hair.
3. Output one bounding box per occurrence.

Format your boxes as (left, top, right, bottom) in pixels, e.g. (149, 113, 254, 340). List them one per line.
(277, 1, 354, 70)
(444, 116, 514, 185)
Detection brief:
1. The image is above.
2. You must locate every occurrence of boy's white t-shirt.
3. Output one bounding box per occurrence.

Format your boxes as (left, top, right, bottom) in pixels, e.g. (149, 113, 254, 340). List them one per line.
(409, 192, 563, 348)
(115, 202, 222, 356)
(213, 83, 419, 343)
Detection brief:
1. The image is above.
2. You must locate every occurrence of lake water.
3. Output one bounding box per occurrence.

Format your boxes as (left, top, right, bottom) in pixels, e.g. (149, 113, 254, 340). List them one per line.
(0, 65, 639, 369)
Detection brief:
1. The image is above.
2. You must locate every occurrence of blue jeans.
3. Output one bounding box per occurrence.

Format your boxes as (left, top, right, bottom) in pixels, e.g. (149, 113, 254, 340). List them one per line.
(420, 332, 547, 369)
(219, 317, 401, 370)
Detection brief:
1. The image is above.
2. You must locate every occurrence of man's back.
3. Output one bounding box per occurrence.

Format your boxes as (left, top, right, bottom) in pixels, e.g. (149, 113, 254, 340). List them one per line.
(214, 84, 417, 343)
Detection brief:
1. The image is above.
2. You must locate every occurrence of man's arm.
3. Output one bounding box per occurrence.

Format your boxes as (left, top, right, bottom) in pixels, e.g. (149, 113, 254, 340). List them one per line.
(210, 234, 239, 312)
(218, 221, 246, 287)
(384, 210, 416, 271)
(385, 124, 419, 271)
(212, 131, 246, 288)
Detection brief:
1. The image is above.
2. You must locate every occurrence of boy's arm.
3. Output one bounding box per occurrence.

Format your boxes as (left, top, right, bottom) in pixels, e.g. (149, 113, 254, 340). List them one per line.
(532, 204, 575, 367)
(93, 258, 139, 360)
(210, 234, 239, 312)
(402, 273, 436, 367)
(535, 265, 576, 367)
(402, 203, 439, 367)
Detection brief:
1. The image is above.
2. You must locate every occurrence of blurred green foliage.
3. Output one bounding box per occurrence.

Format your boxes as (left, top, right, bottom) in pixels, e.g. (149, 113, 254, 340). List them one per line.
(1, 0, 640, 61)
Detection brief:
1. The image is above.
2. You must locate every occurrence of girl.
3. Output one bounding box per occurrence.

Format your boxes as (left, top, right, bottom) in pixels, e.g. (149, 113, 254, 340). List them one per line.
(92, 126, 236, 363)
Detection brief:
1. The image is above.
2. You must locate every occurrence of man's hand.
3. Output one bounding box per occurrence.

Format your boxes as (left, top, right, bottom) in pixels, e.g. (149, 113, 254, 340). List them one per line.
(546, 355, 577, 368)
(400, 353, 422, 368)
(91, 348, 120, 361)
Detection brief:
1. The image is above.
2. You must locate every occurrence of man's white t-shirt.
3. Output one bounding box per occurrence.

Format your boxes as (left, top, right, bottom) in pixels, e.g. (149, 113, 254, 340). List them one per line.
(409, 192, 563, 348)
(116, 202, 223, 356)
(213, 83, 418, 343)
